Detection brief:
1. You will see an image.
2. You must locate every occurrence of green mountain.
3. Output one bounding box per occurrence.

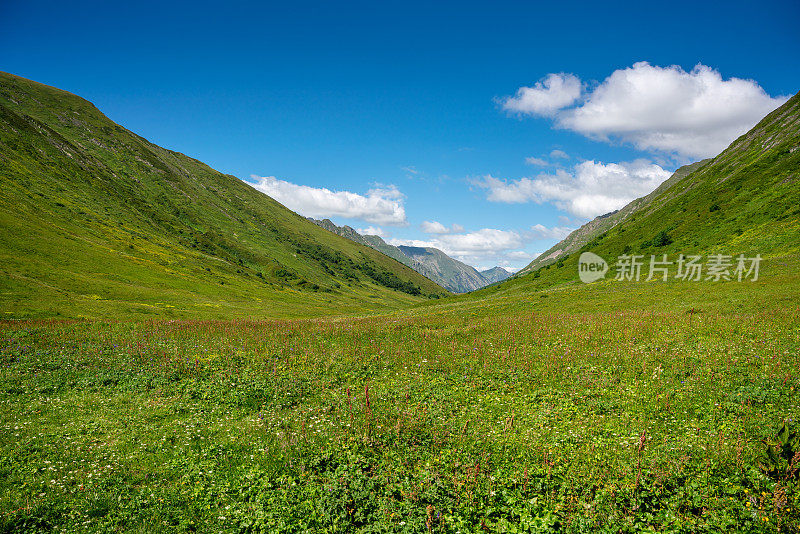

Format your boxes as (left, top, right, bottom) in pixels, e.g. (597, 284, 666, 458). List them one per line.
(0, 72, 448, 319)
(470, 90, 800, 304)
(309, 218, 505, 293)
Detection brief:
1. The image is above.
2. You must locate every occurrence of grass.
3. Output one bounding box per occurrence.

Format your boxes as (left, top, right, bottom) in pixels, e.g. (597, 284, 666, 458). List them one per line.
(0, 71, 448, 321)
(2, 260, 800, 532)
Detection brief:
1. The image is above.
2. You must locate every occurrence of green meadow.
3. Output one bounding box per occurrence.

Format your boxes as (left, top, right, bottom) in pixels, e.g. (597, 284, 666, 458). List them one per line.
(2, 255, 800, 533)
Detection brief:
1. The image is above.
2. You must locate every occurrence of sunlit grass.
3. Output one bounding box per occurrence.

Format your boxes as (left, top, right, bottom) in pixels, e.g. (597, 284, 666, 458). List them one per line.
(2, 297, 799, 531)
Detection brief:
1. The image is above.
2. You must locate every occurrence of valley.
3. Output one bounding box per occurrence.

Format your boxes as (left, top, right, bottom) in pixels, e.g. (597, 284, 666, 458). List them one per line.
(1, 71, 799, 532)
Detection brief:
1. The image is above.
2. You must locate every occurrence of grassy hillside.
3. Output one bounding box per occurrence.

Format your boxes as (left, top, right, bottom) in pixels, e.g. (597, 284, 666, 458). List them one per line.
(308, 218, 422, 271)
(519, 160, 711, 273)
(496, 91, 800, 296)
(0, 72, 448, 319)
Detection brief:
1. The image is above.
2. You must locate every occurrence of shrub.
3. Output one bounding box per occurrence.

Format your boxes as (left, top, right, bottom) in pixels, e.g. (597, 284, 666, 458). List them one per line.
(651, 230, 673, 247)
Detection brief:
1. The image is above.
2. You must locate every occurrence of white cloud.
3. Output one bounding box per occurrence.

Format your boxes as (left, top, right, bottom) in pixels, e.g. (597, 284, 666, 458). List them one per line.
(420, 220, 465, 234)
(504, 62, 788, 159)
(473, 159, 672, 219)
(420, 220, 448, 234)
(479, 252, 536, 272)
(549, 149, 569, 159)
(357, 226, 388, 238)
(529, 224, 573, 240)
(501, 73, 582, 116)
(500, 253, 543, 272)
(248, 176, 408, 226)
(506, 250, 534, 260)
(525, 156, 549, 166)
(389, 228, 531, 269)
(435, 228, 525, 256)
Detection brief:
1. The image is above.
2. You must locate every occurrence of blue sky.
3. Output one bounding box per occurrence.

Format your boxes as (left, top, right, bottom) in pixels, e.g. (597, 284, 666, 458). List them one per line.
(2, 0, 799, 270)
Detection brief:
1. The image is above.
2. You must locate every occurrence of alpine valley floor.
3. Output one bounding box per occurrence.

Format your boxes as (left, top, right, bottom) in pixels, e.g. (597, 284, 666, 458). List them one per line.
(1, 256, 799, 532)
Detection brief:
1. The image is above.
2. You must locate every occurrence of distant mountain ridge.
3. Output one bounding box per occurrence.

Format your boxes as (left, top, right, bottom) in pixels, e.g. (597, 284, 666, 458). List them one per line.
(308, 219, 512, 292)
(396, 245, 491, 293)
(480, 266, 513, 284)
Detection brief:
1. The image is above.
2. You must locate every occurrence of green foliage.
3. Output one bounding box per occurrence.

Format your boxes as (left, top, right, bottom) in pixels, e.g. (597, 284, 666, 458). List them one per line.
(640, 230, 674, 249)
(651, 230, 674, 247)
(1, 297, 800, 531)
(760, 422, 800, 481)
(356, 261, 423, 295)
